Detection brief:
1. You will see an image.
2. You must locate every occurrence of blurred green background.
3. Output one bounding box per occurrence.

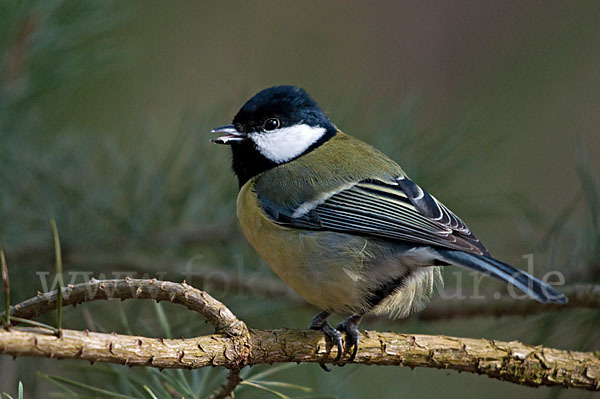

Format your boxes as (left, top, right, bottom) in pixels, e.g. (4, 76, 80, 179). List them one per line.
(1, 1, 599, 398)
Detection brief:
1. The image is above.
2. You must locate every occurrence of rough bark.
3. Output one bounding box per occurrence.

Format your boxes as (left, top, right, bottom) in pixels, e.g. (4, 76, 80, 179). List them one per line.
(1, 279, 599, 391)
(212, 368, 242, 399)
(1, 327, 599, 390)
(6, 278, 248, 337)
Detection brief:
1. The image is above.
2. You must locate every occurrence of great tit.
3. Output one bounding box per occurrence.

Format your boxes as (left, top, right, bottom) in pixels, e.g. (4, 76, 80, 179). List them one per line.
(211, 85, 567, 363)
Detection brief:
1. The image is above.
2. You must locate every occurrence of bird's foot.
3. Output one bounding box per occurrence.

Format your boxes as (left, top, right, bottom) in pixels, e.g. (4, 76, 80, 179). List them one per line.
(310, 312, 363, 370)
(309, 311, 343, 371)
(336, 314, 362, 361)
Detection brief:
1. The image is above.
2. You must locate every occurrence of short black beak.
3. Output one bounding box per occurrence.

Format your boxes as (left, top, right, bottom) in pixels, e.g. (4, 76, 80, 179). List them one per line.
(210, 124, 247, 145)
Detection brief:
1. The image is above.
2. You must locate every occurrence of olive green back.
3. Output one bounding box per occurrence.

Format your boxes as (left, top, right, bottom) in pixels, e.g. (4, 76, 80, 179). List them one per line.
(254, 131, 405, 207)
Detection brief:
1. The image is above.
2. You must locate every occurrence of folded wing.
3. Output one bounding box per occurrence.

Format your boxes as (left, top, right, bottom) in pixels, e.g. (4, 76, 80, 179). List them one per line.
(259, 175, 490, 256)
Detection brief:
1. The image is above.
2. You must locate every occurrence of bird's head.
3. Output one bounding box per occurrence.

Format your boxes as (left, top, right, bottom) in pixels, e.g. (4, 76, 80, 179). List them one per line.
(211, 86, 336, 186)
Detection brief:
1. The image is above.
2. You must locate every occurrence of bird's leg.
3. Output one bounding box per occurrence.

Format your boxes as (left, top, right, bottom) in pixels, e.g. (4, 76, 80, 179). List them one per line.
(309, 310, 343, 370)
(336, 314, 362, 361)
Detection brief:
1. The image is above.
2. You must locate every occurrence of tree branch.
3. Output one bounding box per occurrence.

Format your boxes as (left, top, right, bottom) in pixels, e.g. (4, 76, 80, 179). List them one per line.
(1, 326, 599, 390)
(1, 279, 599, 391)
(212, 368, 242, 399)
(6, 278, 247, 337)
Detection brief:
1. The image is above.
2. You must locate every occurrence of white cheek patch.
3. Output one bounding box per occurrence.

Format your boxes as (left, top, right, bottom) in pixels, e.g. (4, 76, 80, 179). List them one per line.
(250, 124, 326, 164)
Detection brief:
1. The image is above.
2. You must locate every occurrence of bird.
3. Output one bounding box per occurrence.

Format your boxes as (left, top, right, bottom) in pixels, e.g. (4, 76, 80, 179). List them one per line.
(210, 85, 568, 366)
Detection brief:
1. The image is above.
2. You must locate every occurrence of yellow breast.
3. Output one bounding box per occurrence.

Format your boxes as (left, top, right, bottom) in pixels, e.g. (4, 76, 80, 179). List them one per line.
(236, 180, 371, 313)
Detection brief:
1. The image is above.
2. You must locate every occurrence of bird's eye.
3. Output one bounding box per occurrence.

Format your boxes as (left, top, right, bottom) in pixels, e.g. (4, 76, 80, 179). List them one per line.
(263, 118, 280, 131)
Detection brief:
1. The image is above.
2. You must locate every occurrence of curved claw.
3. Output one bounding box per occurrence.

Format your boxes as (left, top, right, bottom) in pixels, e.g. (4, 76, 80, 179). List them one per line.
(309, 311, 343, 367)
(322, 323, 343, 362)
(336, 314, 362, 362)
(348, 330, 360, 361)
(319, 363, 331, 372)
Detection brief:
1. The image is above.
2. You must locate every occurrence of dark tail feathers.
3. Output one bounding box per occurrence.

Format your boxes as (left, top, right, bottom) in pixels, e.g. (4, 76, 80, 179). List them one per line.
(436, 249, 568, 304)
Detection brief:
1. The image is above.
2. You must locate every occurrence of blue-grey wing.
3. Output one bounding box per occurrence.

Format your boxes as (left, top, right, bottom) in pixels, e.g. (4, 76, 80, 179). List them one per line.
(259, 176, 490, 256)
